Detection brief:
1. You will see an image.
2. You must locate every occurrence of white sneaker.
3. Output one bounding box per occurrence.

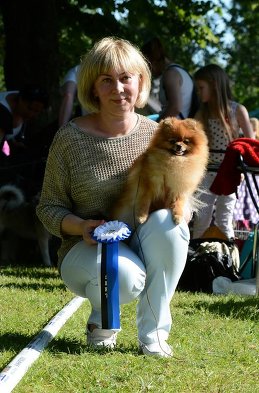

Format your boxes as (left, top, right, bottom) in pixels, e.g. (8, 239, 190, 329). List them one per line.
(139, 341, 173, 358)
(87, 327, 117, 348)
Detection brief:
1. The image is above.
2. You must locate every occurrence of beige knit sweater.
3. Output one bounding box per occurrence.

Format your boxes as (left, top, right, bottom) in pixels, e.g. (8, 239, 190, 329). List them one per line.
(36, 114, 157, 268)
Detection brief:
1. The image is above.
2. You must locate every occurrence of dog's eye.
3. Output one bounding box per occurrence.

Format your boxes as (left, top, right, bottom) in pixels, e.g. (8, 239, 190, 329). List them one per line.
(170, 138, 177, 144)
(184, 139, 190, 144)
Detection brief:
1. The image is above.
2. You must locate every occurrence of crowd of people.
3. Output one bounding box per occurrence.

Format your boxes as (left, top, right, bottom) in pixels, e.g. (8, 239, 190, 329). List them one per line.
(1, 35, 258, 357)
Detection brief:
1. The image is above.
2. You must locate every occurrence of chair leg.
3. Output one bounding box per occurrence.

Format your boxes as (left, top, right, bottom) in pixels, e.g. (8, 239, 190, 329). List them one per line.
(253, 223, 259, 295)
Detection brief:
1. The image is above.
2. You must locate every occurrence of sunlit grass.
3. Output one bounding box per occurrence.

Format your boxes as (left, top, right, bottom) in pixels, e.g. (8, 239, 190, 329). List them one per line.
(0, 266, 258, 393)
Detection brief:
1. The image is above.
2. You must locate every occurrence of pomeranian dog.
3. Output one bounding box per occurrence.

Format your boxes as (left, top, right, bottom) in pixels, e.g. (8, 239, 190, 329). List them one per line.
(0, 184, 52, 266)
(111, 117, 209, 228)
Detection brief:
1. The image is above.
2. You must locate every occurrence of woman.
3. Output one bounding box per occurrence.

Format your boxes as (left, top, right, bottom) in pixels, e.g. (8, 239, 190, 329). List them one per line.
(37, 37, 190, 358)
(192, 64, 254, 239)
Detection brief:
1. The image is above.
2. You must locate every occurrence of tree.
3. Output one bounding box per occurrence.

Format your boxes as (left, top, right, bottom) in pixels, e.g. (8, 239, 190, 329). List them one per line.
(0, 0, 60, 117)
(0, 0, 257, 118)
(225, 0, 259, 111)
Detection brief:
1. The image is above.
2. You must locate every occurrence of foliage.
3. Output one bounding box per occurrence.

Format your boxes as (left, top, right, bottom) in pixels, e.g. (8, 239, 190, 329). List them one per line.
(57, 0, 222, 75)
(0, 1, 258, 111)
(224, 1, 259, 111)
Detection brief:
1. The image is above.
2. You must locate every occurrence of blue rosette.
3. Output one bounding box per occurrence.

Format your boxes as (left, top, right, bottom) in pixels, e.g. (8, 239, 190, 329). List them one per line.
(92, 220, 131, 244)
(93, 221, 131, 330)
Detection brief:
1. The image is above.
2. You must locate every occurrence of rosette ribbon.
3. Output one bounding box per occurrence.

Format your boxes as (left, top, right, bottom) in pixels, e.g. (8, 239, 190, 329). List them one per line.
(92, 221, 131, 330)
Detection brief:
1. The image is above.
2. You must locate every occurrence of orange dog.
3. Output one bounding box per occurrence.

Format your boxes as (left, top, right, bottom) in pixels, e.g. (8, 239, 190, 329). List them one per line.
(111, 117, 209, 228)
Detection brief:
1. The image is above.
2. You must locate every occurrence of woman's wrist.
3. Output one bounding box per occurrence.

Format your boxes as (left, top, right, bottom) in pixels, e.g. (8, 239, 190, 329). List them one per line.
(61, 214, 85, 236)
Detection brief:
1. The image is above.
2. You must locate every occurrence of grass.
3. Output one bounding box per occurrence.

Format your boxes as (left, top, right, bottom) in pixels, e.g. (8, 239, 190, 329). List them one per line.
(0, 265, 258, 393)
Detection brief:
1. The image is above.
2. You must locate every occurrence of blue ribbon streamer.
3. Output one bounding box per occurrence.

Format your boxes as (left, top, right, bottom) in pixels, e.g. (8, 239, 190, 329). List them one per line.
(101, 242, 120, 329)
(92, 221, 131, 330)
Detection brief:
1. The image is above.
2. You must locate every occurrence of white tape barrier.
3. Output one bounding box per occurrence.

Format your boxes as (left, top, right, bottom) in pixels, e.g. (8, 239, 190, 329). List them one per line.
(0, 296, 85, 393)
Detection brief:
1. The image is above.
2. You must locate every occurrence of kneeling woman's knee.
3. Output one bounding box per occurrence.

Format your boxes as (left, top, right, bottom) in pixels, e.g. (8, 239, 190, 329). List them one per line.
(143, 209, 190, 243)
(118, 243, 146, 304)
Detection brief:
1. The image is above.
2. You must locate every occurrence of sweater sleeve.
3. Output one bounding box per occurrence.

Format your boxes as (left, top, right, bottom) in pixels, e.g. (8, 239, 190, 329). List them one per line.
(36, 130, 73, 238)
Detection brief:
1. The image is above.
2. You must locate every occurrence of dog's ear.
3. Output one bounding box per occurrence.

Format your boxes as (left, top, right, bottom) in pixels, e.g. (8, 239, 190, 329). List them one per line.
(184, 118, 202, 131)
(160, 117, 177, 130)
(184, 118, 196, 127)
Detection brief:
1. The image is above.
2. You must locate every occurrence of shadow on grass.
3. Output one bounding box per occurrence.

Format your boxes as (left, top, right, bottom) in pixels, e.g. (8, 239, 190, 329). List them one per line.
(0, 332, 32, 353)
(49, 337, 139, 356)
(190, 296, 259, 321)
(1, 332, 138, 357)
(1, 281, 66, 291)
(0, 266, 66, 291)
(0, 266, 59, 279)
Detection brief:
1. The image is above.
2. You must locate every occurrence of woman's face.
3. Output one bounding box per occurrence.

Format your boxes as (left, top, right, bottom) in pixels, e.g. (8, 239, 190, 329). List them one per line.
(195, 80, 211, 103)
(93, 69, 141, 114)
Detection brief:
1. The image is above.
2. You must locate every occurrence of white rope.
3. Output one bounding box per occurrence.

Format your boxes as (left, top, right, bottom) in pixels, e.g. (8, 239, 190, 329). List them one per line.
(0, 296, 85, 393)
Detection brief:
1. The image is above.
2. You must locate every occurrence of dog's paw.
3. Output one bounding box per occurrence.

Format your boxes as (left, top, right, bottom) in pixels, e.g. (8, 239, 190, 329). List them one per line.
(172, 213, 183, 225)
(138, 214, 149, 224)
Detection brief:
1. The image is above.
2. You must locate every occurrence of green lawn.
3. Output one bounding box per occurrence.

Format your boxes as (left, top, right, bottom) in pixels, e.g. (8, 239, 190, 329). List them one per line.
(0, 266, 258, 393)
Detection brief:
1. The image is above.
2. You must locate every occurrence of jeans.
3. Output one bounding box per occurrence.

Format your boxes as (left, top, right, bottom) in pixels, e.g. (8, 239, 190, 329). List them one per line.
(60, 209, 190, 344)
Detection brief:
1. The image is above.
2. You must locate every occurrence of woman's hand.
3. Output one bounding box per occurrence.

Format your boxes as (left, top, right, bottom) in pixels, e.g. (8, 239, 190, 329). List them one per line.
(81, 219, 105, 245)
(61, 214, 105, 245)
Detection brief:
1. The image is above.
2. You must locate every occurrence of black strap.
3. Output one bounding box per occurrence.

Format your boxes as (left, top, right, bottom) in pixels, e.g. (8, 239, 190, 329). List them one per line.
(101, 243, 108, 328)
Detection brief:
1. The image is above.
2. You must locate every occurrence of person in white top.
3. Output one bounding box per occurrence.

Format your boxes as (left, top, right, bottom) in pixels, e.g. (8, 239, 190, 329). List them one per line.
(58, 65, 88, 127)
(141, 37, 195, 120)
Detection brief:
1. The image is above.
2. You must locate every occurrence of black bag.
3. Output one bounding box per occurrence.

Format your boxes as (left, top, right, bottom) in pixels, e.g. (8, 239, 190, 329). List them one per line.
(178, 238, 241, 293)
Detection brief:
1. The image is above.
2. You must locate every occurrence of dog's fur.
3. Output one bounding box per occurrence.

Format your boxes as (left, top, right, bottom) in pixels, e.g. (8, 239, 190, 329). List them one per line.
(111, 117, 209, 228)
(0, 184, 52, 266)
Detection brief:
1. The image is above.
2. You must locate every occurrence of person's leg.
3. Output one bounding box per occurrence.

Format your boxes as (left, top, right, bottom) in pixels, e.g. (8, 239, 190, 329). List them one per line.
(60, 240, 146, 328)
(192, 173, 217, 238)
(214, 193, 236, 239)
(130, 209, 190, 349)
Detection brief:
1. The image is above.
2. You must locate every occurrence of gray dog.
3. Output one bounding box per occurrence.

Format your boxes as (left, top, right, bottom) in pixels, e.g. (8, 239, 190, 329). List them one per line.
(0, 184, 52, 267)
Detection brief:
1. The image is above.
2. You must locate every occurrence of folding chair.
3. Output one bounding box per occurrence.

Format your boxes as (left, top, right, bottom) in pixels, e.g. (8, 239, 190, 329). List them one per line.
(209, 139, 259, 294)
(237, 154, 259, 294)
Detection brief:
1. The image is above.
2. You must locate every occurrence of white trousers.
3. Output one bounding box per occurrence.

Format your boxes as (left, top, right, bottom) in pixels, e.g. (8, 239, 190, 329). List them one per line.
(192, 172, 236, 239)
(60, 209, 189, 344)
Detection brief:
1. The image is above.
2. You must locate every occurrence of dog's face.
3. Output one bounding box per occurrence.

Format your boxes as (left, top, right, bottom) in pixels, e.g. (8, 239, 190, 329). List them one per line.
(0, 185, 25, 213)
(151, 117, 208, 156)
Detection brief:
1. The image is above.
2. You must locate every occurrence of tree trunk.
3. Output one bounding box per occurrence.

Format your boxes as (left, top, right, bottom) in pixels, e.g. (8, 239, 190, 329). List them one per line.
(1, 0, 60, 121)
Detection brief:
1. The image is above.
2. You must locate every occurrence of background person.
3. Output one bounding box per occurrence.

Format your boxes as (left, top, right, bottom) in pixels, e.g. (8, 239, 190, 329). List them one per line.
(192, 64, 254, 240)
(0, 85, 49, 192)
(250, 117, 259, 139)
(37, 36, 191, 358)
(141, 37, 196, 120)
(58, 64, 89, 127)
(0, 85, 49, 156)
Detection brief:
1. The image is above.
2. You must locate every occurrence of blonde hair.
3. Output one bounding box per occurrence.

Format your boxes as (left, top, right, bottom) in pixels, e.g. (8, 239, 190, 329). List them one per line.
(250, 117, 259, 139)
(77, 37, 151, 113)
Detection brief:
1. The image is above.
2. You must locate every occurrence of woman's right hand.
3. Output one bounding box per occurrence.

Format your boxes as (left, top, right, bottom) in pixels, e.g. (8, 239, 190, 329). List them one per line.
(81, 219, 105, 245)
(61, 214, 105, 245)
